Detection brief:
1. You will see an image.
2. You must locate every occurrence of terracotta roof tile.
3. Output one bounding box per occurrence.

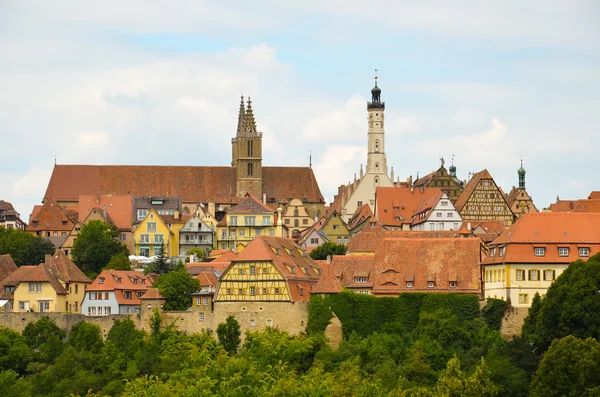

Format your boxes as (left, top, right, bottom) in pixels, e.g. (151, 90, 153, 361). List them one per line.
(227, 193, 274, 214)
(347, 229, 458, 253)
(375, 186, 444, 227)
(0, 254, 17, 283)
(194, 271, 218, 288)
(1, 263, 69, 295)
(140, 288, 164, 300)
(311, 261, 344, 293)
(44, 165, 324, 204)
(26, 197, 74, 232)
(78, 195, 133, 230)
(86, 269, 155, 305)
(46, 250, 92, 284)
(328, 255, 376, 286)
(589, 191, 600, 200)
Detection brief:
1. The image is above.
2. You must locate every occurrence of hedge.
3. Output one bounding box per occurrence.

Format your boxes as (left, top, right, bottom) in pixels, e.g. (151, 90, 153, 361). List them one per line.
(307, 291, 482, 338)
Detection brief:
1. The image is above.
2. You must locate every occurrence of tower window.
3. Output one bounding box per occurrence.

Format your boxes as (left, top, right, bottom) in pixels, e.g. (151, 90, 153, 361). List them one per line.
(248, 163, 253, 176)
(375, 163, 379, 171)
(375, 140, 380, 153)
(248, 140, 253, 157)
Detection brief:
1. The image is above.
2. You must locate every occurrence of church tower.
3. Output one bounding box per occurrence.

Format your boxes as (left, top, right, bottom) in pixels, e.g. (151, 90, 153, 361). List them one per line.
(231, 96, 263, 197)
(366, 73, 389, 178)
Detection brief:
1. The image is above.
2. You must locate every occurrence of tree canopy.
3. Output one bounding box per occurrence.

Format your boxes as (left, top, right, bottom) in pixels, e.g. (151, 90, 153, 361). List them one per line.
(309, 241, 347, 260)
(71, 220, 128, 276)
(217, 315, 241, 355)
(0, 226, 55, 266)
(144, 242, 178, 275)
(153, 268, 199, 310)
(103, 252, 132, 271)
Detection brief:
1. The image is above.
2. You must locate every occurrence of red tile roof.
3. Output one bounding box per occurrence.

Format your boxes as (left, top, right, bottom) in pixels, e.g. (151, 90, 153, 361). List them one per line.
(375, 186, 444, 227)
(195, 271, 218, 288)
(347, 229, 458, 253)
(46, 250, 92, 284)
(44, 165, 324, 204)
(589, 191, 600, 200)
(0, 254, 17, 283)
(328, 255, 376, 287)
(1, 264, 68, 295)
(78, 195, 133, 230)
(26, 197, 74, 232)
(87, 269, 155, 305)
(347, 204, 374, 231)
(227, 193, 274, 213)
(139, 288, 164, 300)
(311, 261, 344, 294)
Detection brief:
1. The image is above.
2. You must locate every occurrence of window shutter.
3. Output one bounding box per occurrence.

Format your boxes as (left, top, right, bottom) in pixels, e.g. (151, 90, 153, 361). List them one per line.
(527, 270, 531, 281)
(552, 270, 556, 280)
(542, 270, 546, 281)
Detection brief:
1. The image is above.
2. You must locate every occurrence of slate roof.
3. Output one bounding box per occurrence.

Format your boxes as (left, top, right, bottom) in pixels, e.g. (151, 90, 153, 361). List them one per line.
(44, 164, 324, 204)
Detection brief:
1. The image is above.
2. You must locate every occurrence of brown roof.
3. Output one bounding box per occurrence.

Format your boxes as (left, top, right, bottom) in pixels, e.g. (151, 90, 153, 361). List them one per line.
(347, 204, 374, 231)
(44, 165, 324, 204)
(311, 261, 343, 293)
(87, 269, 154, 305)
(227, 193, 274, 214)
(411, 192, 445, 226)
(454, 169, 493, 212)
(551, 199, 600, 213)
(589, 191, 600, 200)
(0, 254, 17, 283)
(47, 250, 92, 284)
(195, 271, 218, 288)
(26, 197, 74, 232)
(371, 238, 481, 295)
(347, 229, 459, 253)
(78, 195, 133, 230)
(0, 200, 15, 211)
(139, 288, 164, 300)
(328, 184, 351, 216)
(329, 255, 376, 287)
(375, 186, 444, 227)
(1, 263, 69, 295)
(413, 171, 434, 187)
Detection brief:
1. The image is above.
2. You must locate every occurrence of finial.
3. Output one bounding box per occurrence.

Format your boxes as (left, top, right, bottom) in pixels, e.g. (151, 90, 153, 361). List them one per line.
(452, 154, 455, 166)
(309, 151, 312, 168)
(374, 69, 378, 85)
(54, 155, 56, 166)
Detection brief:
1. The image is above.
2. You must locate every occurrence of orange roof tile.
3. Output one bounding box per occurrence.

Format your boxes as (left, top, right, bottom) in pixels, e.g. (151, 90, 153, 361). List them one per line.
(375, 186, 444, 227)
(311, 261, 344, 293)
(46, 250, 92, 284)
(227, 193, 274, 213)
(589, 191, 600, 200)
(348, 229, 458, 253)
(78, 195, 133, 230)
(195, 271, 218, 288)
(1, 264, 68, 295)
(0, 254, 17, 283)
(329, 255, 376, 287)
(26, 197, 74, 232)
(140, 288, 164, 300)
(347, 204, 374, 231)
(44, 164, 324, 205)
(87, 269, 155, 305)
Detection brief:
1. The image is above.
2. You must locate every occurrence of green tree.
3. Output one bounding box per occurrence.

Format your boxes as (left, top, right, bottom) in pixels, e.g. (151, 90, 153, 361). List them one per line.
(106, 318, 146, 360)
(68, 321, 104, 354)
(217, 315, 241, 354)
(104, 252, 132, 270)
(186, 247, 212, 262)
(0, 327, 33, 373)
(22, 317, 66, 364)
(530, 335, 600, 397)
(144, 242, 174, 275)
(0, 226, 55, 266)
(71, 220, 128, 276)
(153, 268, 199, 310)
(309, 241, 347, 260)
(433, 356, 498, 397)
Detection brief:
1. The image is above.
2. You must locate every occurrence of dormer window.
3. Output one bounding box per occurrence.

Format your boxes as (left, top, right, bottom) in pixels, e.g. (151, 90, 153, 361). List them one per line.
(490, 248, 496, 257)
(534, 247, 545, 257)
(499, 247, 505, 257)
(354, 277, 368, 283)
(98, 277, 105, 284)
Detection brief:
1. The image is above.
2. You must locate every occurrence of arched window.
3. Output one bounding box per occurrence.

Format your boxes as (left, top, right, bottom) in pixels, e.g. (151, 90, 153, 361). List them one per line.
(248, 140, 253, 157)
(375, 139, 380, 152)
(248, 163, 253, 176)
(294, 209, 299, 217)
(374, 177, 379, 186)
(375, 162, 379, 171)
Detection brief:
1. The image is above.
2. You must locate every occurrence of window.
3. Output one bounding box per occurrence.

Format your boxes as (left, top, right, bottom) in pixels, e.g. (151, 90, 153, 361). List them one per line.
(250, 319, 256, 327)
(344, 237, 349, 245)
(516, 269, 524, 281)
(263, 267, 268, 274)
(263, 288, 267, 295)
(230, 216, 238, 225)
(428, 281, 435, 288)
(266, 319, 273, 326)
(248, 162, 253, 176)
(337, 237, 342, 244)
(499, 247, 505, 257)
(124, 291, 132, 299)
(357, 201, 363, 207)
(154, 234, 163, 243)
(303, 219, 308, 225)
(140, 247, 150, 257)
(75, 284, 78, 293)
(447, 212, 453, 217)
(250, 287, 256, 296)
(140, 234, 150, 243)
(544, 269, 555, 281)
(104, 307, 111, 315)
(529, 269, 539, 281)
(310, 238, 318, 244)
(263, 216, 270, 225)
(294, 219, 299, 227)
(248, 140, 253, 156)
(333, 225, 339, 230)
(579, 247, 590, 257)
(29, 283, 41, 293)
(449, 281, 456, 289)
(430, 223, 435, 231)
(199, 312, 205, 321)
(558, 247, 569, 257)
(453, 223, 459, 230)
(534, 247, 545, 256)
(250, 266, 255, 275)
(275, 288, 280, 295)
(203, 297, 208, 305)
(147, 222, 157, 233)
(269, 229, 275, 236)
(406, 281, 413, 288)
(121, 234, 127, 241)
(285, 219, 290, 224)
(441, 201, 448, 206)
(239, 229, 245, 237)
(490, 248, 496, 257)
(518, 293, 529, 304)
(227, 289, 232, 295)
(238, 268, 245, 274)
(439, 223, 444, 230)
(354, 277, 368, 283)
(244, 216, 256, 226)
(197, 297, 202, 306)
(436, 212, 442, 217)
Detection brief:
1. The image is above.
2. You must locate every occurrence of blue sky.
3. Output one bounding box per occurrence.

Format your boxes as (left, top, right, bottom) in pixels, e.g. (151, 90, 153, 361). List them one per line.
(1, 1, 599, 219)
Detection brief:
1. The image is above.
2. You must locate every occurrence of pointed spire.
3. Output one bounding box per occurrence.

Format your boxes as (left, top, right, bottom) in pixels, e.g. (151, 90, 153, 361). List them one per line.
(236, 95, 246, 136)
(390, 167, 394, 182)
(246, 97, 257, 134)
(360, 164, 364, 179)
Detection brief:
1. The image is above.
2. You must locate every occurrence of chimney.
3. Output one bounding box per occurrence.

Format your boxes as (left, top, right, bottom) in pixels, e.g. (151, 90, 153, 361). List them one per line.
(189, 254, 195, 263)
(44, 254, 51, 264)
(103, 205, 107, 219)
(326, 254, 331, 264)
(419, 186, 424, 194)
(174, 210, 179, 219)
(410, 186, 414, 193)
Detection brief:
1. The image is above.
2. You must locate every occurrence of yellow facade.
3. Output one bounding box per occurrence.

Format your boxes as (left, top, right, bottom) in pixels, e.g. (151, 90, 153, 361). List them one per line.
(217, 212, 284, 253)
(321, 211, 351, 245)
(216, 261, 292, 301)
(13, 280, 88, 313)
(133, 210, 181, 257)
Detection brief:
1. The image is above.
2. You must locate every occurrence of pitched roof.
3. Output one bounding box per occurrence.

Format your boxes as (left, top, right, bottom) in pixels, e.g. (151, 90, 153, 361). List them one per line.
(375, 186, 444, 227)
(0, 254, 17, 283)
(227, 193, 274, 214)
(78, 195, 133, 230)
(589, 191, 600, 200)
(195, 271, 218, 288)
(139, 288, 164, 300)
(1, 263, 69, 295)
(347, 229, 459, 253)
(410, 191, 445, 226)
(0, 200, 15, 211)
(46, 250, 92, 284)
(26, 197, 74, 232)
(86, 269, 153, 291)
(347, 204, 374, 231)
(311, 261, 344, 293)
(413, 171, 434, 187)
(371, 238, 481, 295)
(44, 164, 324, 204)
(454, 169, 493, 212)
(328, 255, 376, 287)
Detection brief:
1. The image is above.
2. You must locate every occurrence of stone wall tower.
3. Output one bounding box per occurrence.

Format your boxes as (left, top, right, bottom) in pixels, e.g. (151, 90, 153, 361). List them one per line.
(231, 96, 263, 197)
(366, 73, 389, 177)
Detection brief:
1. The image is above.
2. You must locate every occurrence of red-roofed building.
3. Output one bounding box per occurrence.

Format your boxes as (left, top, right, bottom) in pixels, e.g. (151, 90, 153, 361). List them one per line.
(0, 200, 26, 230)
(26, 197, 75, 248)
(374, 186, 449, 230)
(214, 236, 321, 335)
(0, 254, 18, 312)
(483, 212, 600, 307)
(548, 191, 600, 214)
(81, 269, 155, 315)
(412, 159, 464, 204)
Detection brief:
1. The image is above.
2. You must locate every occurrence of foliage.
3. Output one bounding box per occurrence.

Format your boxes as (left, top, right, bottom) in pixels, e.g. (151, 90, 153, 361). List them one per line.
(103, 252, 132, 271)
(144, 242, 176, 275)
(186, 247, 212, 262)
(22, 317, 66, 364)
(481, 298, 507, 331)
(522, 254, 600, 351)
(153, 268, 199, 310)
(71, 220, 128, 276)
(216, 315, 241, 354)
(309, 241, 348, 260)
(67, 321, 104, 354)
(530, 335, 600, 397)
(0, 226, 55, 266)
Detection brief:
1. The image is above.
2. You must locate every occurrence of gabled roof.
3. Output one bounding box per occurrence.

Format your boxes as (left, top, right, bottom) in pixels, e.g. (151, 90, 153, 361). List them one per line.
(0, 254, 17, 283)
(195, 271, 218, 288)
(78, 195, 133, 230)
(347, 229, 458, 253)
(411, 191, 445, 226)
(46, 250, 92, 284)
(458, 220, 505, 244)
(454, 169, 493, 212)
(413, 171, 434, 187)
(139, 288, 164, 300)
(347, 204, 374, 231)
(26, 197, 74, 232)
(227, 193, 274, 214)
(311, 261, 343, 294)
(86, 270, 154, 306)
(1, 263, 68, 295)
(588, 191, 600, 200)
(44, 164, 324, 204)
(375, 186, 444, 227)
(328, 255, 376, 287)
(0, 200, 15, 211)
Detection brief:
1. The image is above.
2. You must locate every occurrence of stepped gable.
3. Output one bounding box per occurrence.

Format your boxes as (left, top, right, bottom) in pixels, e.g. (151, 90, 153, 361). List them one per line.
(454, 169, 493, 212)
(26, 197, 73, 232)
(372, 238, 481, 295)
(44, 164, 324, 204)
(0, 254, 17, 282)
(312, 260, 343, 294)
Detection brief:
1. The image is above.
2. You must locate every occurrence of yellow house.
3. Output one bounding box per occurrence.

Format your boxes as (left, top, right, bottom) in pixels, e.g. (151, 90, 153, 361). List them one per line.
(216, 194, 287, 253)
(132, 209, 184, 258)
(320, 210, 351, 245)
(1, 251, 91, 313)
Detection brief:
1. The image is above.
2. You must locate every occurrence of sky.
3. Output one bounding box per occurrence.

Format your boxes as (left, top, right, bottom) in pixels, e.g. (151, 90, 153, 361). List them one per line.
(1, 1, 599, 220)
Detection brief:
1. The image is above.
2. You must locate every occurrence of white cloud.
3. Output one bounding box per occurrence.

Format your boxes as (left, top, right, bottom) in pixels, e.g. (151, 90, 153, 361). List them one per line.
(313, 145, 367, 202)
(301, 95, 365, 143)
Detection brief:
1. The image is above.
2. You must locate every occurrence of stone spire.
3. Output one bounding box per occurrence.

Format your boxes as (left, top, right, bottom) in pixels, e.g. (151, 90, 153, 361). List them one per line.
(236, 95, 246, 136)
(245, 97, 258, 134)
